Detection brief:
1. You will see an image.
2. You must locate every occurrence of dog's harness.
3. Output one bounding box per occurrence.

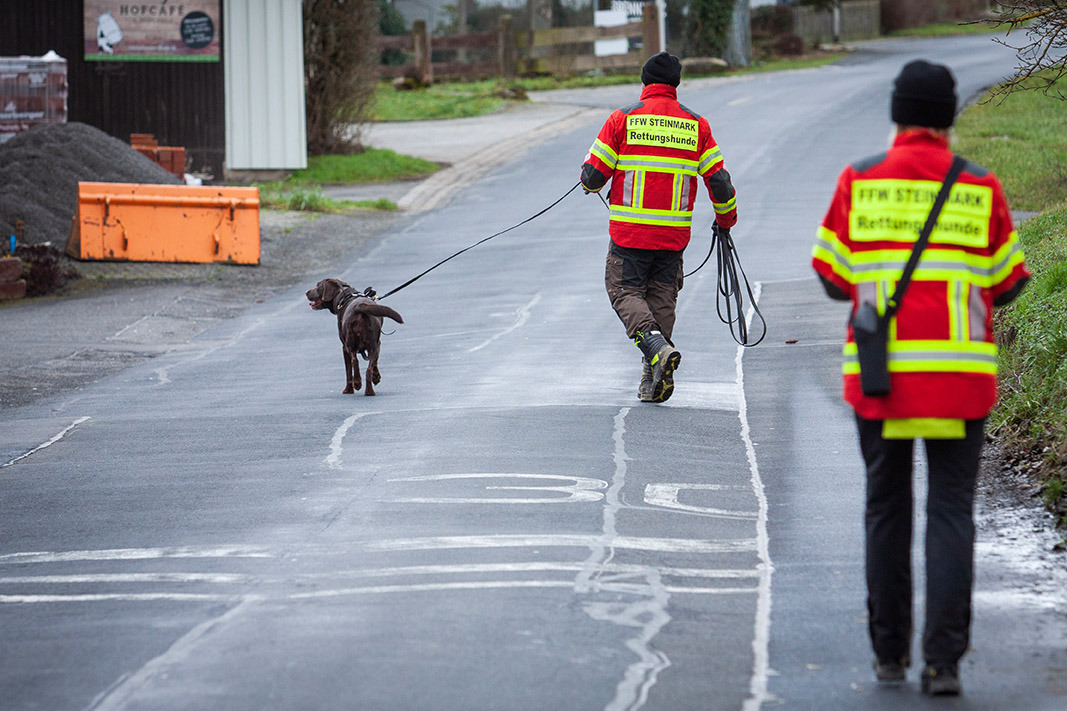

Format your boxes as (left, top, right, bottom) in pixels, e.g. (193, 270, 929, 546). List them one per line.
(331, 286, 377, 314)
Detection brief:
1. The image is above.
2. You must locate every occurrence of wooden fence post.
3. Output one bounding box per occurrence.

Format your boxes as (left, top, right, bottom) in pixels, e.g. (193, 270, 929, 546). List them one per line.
(642, 3, 661, 56)
(498, 15, 517, 78)
(413, 20, 433, 85)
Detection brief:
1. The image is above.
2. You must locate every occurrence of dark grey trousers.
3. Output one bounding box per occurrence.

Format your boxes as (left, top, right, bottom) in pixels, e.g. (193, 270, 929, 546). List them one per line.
(604, 240, 684, 341)
(856, 415, 986, 666)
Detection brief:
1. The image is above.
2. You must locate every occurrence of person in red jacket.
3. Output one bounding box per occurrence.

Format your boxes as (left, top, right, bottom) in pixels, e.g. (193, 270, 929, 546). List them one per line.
(581, 51, 737, 402)
(812, 60, 1030, 696)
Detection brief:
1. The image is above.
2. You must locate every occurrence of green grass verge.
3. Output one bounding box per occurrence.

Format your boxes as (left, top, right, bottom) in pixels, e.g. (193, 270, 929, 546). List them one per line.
(372, 52, 846, 121)
(954, 80, 1067, 212)
(887, 20, 1001, 37)
(992, 205, 1067, 521)
(958, 71, 1067, 524)
(290, 150, 439, 184)
(257, 183, 398, 213)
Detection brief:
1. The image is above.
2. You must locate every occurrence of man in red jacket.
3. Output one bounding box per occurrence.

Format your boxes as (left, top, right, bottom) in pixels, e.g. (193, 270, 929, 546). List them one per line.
(581, 51, 737, 402)
(812, 60, 1029, 696)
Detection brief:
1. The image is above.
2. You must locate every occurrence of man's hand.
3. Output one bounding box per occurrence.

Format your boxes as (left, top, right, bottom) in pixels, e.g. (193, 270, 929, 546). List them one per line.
(713, 223, 731, 240)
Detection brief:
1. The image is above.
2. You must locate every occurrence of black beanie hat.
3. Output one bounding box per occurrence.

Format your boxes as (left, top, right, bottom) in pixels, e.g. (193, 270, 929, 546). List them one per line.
(891, 60, 957, 128)
(641, 51, 682, 87)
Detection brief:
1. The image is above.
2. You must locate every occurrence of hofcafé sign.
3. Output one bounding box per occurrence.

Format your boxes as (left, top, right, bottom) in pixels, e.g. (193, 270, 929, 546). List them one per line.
(84, 1, 220, 62)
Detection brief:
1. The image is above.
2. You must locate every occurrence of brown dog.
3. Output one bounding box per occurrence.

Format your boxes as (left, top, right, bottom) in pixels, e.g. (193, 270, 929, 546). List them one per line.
(306, 278, 403, 396)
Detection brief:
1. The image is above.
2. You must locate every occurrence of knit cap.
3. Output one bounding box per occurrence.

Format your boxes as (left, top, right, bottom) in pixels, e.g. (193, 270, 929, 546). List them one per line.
(891, 60, 957, 128)
(641, 51, 682, 87)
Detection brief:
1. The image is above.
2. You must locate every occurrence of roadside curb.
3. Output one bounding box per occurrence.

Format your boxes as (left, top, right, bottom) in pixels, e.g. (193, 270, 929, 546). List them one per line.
(396, 104, 603, 213)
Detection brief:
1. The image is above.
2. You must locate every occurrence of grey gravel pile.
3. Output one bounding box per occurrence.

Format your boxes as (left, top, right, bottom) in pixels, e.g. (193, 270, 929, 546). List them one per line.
(0, 122, 180, 246)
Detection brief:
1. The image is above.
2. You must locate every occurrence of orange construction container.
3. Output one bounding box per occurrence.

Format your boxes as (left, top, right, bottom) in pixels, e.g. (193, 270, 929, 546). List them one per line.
(67, 182, 260, 265)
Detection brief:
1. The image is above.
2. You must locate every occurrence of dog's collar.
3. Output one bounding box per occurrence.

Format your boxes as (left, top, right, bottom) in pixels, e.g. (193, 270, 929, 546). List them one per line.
(332, 288, 358, 313)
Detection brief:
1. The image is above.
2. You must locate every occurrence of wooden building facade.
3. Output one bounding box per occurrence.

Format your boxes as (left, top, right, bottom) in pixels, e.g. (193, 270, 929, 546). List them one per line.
(1, 0, 226, 178)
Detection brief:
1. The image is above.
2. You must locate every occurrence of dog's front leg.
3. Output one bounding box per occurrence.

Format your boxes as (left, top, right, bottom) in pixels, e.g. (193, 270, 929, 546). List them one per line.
(343, 348, 359, 394)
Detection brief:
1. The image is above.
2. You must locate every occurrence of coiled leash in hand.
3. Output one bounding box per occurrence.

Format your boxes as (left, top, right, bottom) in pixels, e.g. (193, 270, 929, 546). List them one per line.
(691, 224, 767, 347)
(376, 182, 583, 301)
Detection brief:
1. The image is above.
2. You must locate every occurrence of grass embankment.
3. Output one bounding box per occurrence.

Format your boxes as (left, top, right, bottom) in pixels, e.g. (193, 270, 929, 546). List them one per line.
(887, 20, 1002, 38)
(954, 78, 1067, 524)
(257, 149, 439, 213)
(372, 53, 845, 121)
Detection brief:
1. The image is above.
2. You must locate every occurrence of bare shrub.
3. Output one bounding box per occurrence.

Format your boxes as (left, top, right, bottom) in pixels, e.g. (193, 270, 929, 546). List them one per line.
(303, 0, 379, 155)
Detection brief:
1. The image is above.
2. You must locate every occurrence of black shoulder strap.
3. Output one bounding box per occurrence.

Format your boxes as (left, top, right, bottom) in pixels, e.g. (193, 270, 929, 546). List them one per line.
(885, 155, 967, 319)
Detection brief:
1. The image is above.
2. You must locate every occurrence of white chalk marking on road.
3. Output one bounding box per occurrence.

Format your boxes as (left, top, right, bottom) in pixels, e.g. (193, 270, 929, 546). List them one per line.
(365, 534, 757, 554)
(291, 581, 754, 600)
(325, 412, 375, 470)
(84, 597, 258, 711)
(0, 546, 273, 565)
(1, 417, 90, 469)
(468, 291, 542, 352)
(727, 96, 753, 106)
(644, 483, 758, 519)
(320, 562, 760, 581)
(2, 593, 240, 603)
(0, 573, 248, 585)
(739, 282, 777, 711)
(576, 407, 672, 711)
(386, 472, 607, 504)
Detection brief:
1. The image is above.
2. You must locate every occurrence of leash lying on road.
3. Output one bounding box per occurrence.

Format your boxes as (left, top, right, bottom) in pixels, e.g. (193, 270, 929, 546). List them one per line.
(376, 182, 582, 301)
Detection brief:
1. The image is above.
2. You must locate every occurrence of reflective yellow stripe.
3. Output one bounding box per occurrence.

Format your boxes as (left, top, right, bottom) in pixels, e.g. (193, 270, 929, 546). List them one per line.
(850, 179, 993, 246)
(991, 232, 1026, 282)
(713, 195, 737, 214)
(850, 247, 999, 286)
(616, 155, 699, 174)
(948, 280, 967, 341)
(698, 146, 723, 174)
(610, 205, 694, 226)
(843, 340, 997, 374)
(812, 226, 853, 282)
(590, 139, 618, 169)
(883, 418, 966, 439)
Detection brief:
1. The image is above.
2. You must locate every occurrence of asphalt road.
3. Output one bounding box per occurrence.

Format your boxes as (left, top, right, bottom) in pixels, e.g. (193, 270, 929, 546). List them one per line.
(2, 35, 1066, 710)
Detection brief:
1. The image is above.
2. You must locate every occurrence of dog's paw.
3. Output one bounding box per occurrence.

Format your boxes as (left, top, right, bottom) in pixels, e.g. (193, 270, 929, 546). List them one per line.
(342, 385, 355, 394)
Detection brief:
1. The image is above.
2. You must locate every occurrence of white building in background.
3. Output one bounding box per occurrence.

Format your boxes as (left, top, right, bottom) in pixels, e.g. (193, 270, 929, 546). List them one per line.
(224, 0, 307, 175)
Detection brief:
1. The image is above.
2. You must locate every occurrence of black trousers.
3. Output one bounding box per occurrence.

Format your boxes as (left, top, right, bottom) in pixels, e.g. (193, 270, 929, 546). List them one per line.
(855, 415, 986, 666)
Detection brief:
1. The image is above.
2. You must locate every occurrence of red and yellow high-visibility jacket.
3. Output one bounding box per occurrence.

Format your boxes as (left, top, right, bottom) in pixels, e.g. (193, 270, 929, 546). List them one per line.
(580, 83, 737, 251)
(812, 130, 1030, 421)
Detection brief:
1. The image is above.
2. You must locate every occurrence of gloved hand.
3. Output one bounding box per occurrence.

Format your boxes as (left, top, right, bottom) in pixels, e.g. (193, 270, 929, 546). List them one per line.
(713, 223, 731, 240)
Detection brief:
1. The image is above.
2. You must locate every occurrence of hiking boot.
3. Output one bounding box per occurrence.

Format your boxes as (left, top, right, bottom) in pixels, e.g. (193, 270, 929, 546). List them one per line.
(634, 330, 681, 403)
(873, 656, 908, 684)
(638, 358, 654, 402)
(921, 664, 961, 696)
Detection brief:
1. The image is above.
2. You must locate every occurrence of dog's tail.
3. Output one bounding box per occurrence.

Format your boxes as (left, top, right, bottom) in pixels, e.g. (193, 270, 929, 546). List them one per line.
(353, 302, 404, 324)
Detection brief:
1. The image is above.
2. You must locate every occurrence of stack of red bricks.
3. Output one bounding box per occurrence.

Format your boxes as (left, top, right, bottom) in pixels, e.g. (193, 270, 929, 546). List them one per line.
(0, 256, 25, 300)
(130, 133, 186, 180)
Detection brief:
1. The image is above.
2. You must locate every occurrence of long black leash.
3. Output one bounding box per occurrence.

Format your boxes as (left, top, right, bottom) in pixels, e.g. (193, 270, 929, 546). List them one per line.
(377, 182, 582, 300)
(698, 224, 767, 347)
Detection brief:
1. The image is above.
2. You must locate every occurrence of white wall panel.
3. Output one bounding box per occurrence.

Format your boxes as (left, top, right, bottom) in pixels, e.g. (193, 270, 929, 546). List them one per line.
(225, 0, 307, 170)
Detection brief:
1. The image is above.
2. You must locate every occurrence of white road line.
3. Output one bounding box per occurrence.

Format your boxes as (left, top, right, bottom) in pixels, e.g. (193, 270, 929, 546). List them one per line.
(387, 472, 608, 504)
(364, 534, 757, 554)
(740, 283, 777, 711)
(644, 483, 758, 519)
(0, 546, 273, 565)
(84, 597, 257, 711)
(1, 417, 90, 469)
(0, 573, 248, 584)
(467, 291, 542, 352)
(577, 408, 672, 711)
(2, 593, 241, 603)
(325, 412, 375, 470)
(2, 583, 758, 605)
